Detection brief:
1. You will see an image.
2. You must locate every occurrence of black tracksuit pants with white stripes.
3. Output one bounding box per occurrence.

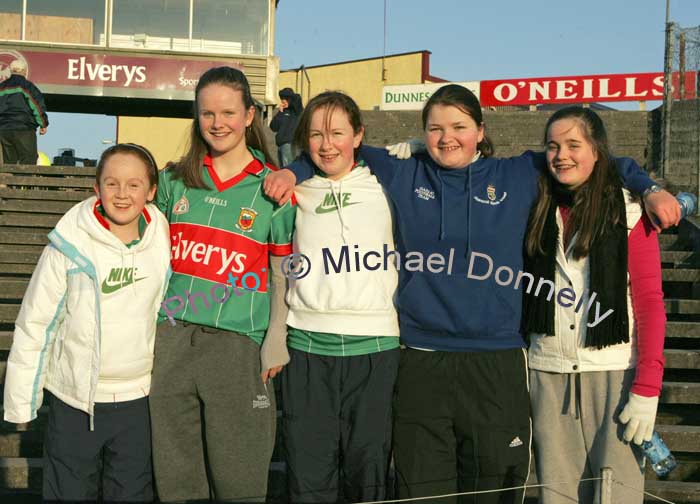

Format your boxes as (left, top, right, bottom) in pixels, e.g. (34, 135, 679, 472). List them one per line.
(393, 347, 531, 504)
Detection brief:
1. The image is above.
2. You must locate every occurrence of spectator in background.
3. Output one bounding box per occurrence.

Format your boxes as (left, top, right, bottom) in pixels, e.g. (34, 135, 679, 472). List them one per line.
(0, 59, 49, 164)
(254, 99, 279, 166)
(270, 87, 303, 166)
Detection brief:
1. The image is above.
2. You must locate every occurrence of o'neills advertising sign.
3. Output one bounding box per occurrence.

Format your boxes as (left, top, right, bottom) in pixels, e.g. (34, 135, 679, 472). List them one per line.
(0, 47, 244, 100)
(479, 72, 697, 106)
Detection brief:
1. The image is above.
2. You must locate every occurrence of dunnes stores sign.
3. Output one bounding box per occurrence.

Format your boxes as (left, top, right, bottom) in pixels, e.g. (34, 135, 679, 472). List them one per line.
(0, 47, 244, 100)
(381, 82, 480, 111)
(381, 72, 697, 110)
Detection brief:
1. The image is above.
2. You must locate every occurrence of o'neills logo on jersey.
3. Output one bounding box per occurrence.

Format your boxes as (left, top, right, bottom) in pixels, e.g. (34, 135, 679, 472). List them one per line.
(67, 57, 146, 87)
(169, 222, 268, 289)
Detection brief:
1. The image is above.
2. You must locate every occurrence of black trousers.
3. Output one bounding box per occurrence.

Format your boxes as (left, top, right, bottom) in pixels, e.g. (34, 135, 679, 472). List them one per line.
(281, 347, 400, 503)
(393, 347, 532, 504)
(43, 393, 153, 503)
(0, 128, 37, 164)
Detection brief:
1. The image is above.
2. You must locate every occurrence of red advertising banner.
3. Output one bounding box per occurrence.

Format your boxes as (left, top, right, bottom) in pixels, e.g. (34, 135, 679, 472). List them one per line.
(0, 47, 246, 100)
(480, 72, 698, 106)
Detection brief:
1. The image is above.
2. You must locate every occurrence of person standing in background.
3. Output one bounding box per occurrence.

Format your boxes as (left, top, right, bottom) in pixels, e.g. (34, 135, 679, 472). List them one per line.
(271, 87, 303, 166)
(0, 59, 48, 164)
(255, 99, 280, 167)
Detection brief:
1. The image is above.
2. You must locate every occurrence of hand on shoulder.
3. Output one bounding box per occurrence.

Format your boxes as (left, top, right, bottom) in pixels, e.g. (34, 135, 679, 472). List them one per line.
(263, 169, 296, 205)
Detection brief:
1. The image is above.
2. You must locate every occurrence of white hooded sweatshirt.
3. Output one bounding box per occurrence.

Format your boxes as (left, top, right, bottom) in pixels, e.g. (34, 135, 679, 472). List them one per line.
(3, 196, 170, 427)
(286, 165, 399, 336)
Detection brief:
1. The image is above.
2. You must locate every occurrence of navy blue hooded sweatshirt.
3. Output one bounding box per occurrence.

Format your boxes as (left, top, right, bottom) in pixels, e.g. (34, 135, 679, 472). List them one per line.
(288, 146, 654, 352)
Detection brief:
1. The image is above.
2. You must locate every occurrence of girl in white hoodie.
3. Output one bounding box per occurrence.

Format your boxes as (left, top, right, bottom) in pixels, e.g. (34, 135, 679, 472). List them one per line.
(3, 143, 171, 502)
(273, 91, 400, 503)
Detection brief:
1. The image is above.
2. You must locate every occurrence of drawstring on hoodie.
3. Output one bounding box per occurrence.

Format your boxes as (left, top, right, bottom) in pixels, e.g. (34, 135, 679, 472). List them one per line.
(437, 170, 446, 241)
(329, 180, 349, 243)
(436, 151, 481, 252)
(467, 166, 472, 258)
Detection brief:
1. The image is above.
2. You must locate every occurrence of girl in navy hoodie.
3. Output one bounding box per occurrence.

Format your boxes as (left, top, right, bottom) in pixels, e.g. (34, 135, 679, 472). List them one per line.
(264, 85, 679, 503)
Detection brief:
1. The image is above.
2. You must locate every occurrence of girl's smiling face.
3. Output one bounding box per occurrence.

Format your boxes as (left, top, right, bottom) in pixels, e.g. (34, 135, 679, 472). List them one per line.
(94, 152, 156, 229)
(424, 104, 484, 169)
(545, 118, 598, 189)
(197, 83, 254, 157)
(308, 105, 364, 181)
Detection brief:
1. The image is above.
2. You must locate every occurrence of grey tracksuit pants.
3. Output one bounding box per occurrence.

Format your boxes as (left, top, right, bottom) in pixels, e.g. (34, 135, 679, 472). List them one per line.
(530, 369, 645, 504)
(149, 323, 276, 503)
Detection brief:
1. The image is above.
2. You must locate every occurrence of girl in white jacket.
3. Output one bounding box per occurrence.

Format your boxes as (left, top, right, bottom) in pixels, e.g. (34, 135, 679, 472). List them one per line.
(3, 143, 171, 502)
(522, 107, 666, 503)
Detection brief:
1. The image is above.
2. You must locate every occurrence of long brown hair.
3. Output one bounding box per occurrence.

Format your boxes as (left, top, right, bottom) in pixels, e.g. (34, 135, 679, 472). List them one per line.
(172, 66, 273, 188)
(421, 84, 494, 158)
(525, 107, 626, 260)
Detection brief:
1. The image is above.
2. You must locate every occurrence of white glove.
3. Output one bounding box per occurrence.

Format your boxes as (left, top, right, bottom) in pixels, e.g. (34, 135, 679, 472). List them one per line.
(618, 392, 658, 445)
(385, 139, 425, 159)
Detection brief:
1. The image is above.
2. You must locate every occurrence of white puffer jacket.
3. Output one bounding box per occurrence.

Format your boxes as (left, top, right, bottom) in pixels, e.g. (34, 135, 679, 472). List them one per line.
(3, 197, 170, 427)
(528, 189, 643, 373)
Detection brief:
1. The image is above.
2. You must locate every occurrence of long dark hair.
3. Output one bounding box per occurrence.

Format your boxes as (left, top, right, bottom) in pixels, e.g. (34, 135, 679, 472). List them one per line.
(172, 66, 273, 188)
(293, 91, 363, 159)
(526, 106, 626, 260)
(421, 84, 494, 158)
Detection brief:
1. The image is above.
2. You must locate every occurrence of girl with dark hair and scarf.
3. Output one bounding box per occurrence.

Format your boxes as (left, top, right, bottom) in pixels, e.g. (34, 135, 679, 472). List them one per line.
(523, 106, 666, 504)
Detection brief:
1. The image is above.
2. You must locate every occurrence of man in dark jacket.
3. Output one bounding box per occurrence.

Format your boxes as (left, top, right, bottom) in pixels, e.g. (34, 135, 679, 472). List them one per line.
(0, 59, 49, 164)
(270, 87, 302, 167)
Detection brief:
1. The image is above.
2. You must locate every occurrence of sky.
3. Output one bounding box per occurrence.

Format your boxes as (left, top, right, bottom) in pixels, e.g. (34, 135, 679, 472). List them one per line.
(38, 0, 700, 162)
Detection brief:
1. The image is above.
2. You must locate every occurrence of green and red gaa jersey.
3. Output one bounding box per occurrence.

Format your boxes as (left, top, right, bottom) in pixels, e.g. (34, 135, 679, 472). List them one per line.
(156, 148, 296, 343)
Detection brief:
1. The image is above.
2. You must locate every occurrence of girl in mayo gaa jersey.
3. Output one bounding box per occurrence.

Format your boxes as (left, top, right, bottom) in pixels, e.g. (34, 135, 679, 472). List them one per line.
(149, 67, 295, 503)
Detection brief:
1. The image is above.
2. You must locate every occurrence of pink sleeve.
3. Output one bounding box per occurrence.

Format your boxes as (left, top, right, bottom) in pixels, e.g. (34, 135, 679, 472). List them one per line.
(628, 213, 666, 397)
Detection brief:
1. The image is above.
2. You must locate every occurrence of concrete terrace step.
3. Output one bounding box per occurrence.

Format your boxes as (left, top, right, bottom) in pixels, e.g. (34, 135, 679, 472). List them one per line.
(667, 322, 700, 338)
(661, 382, 700, 404)
(665, 299, 700, 315)
(0, 228, 49, 246)
(663, 268, 700, 282)
(664, 349, 700, 369)
(644, 481, 700, 503)
(0, 279, 29, 299)
(0, 431, 43, 457)
(659, 233, 689, 250)
(0, 304, 20, 325)
(662, 250, 700, 265)
(0, 164, 96, 177)
(0, 332, 11, 350)
(0, 457, 42, 491)
(0, 174, 94, 189)
(656, 425, 700, 453)
(0, 188, 89, 202)
(0, 247, 43, 266)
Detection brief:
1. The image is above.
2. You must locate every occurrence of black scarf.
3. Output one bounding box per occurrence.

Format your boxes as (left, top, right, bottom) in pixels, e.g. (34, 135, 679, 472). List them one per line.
(522, 183, 629, 349)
